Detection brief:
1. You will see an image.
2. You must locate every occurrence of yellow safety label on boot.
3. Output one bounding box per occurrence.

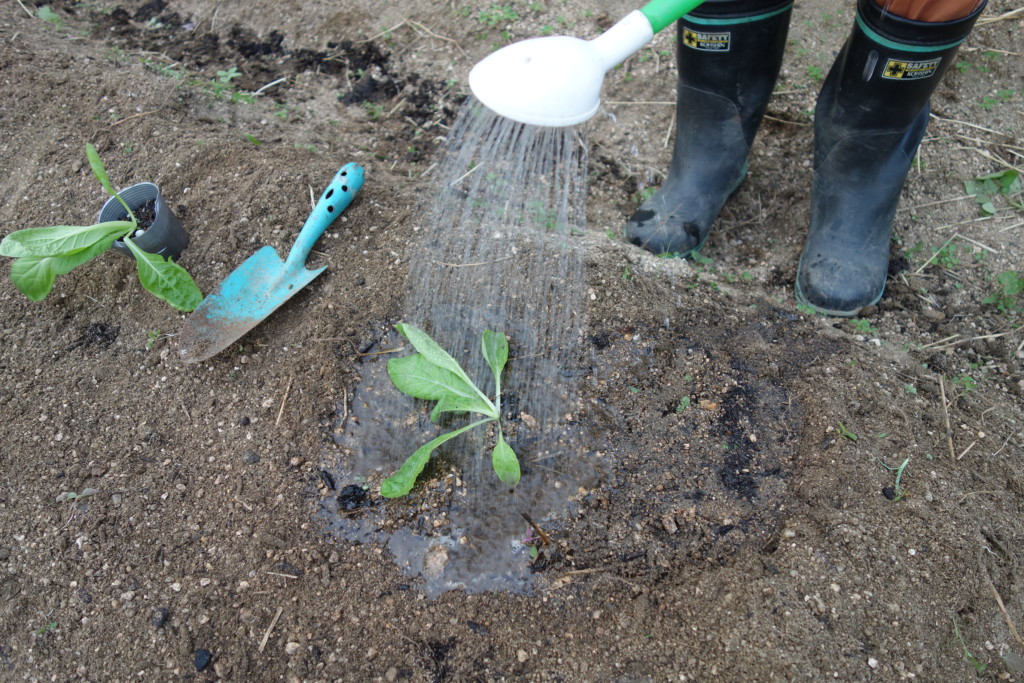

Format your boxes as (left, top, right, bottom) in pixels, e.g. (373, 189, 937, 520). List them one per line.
(682, 27, 731, 52)
(881, 57, 941, 80)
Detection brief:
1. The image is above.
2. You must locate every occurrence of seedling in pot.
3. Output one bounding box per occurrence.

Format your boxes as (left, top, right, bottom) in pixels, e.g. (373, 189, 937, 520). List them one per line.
(380, 323, 520, 498)
(0, 144, 202, 311)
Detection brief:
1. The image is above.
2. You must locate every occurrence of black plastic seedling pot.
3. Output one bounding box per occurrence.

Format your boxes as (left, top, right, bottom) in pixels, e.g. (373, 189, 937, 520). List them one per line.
(98, 182, 189, 261)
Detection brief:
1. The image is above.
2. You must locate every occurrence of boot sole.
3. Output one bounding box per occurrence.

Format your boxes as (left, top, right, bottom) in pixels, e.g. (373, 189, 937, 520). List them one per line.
(793, 274, 884, 318)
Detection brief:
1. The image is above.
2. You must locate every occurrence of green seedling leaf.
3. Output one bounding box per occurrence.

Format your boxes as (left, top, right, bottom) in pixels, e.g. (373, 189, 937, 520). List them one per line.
(380, 418, 491, 498)
(86, 143, 117, 197)
(430, 393, 496, 422)
(0, 221, 133, 258)
(123, 238, 203, 312)
(491, 430, 520, 489)
(86, 143, 135, 221)
(388, 353, 484, 403)
(395, 322, 494, 409)
(10, 237, 119, 300)
(481, 329, 508, 386)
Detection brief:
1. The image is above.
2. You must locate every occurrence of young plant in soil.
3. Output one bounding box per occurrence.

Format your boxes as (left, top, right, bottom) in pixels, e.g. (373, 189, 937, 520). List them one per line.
(380, 323, 520, 498)
(0, 144, 202, 311)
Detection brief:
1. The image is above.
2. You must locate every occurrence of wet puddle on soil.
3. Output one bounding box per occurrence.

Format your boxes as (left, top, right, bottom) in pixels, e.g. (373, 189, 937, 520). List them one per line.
(318, 337, 599, 597)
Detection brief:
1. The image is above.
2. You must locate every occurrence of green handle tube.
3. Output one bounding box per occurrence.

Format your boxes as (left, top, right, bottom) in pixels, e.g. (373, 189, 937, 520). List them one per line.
(640, 0, 707, 34)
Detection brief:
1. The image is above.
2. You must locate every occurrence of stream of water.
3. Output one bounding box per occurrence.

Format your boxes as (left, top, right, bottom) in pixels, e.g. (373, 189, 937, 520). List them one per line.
(322, 99, 596, 596)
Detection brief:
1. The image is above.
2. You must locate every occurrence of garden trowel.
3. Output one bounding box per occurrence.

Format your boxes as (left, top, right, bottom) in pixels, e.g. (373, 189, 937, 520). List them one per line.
(178, 162, 364, 363)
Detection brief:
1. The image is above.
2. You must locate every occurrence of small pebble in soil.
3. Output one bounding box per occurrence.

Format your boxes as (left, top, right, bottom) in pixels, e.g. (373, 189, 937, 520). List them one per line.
(273, 561, 304, 577)
(467, 620, 490, 635)
(285, 641, 301, 655)
(243, 451, 260, 464)
(151, 607, 169, 628)
(194, 649, 212, 671)
(882, 486, 896, 500)
(239, 416, 250, 426)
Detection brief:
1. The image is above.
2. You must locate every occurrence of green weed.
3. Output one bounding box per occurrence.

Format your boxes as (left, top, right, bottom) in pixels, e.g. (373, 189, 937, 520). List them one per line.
(634, 186, 657, 204)
(952, 617, 987, 674)
(849, 318, 878, 336)
(690, 252, 714, 267)
(982, 270, 1024, 313)
(933, 242, 963, 268)
(879, 456, 909, 501)
(952, 375, 978, 392)
(979, 89, 1019, 110)
(140, 56, 184, 79)
(34, 622, 58, 636)
(796, 302, 819, 316)
(964, 169, 1023, 215)
(37, 6, 63, 27)
(216, 66, 241, 83)
(836, 422, 858, 441)
(478, 4, 519, 26)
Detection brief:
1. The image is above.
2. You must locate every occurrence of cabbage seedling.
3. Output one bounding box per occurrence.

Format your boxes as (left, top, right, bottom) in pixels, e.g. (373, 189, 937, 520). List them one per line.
(0, 144, 202, 311)
(380, 323, 520, 498)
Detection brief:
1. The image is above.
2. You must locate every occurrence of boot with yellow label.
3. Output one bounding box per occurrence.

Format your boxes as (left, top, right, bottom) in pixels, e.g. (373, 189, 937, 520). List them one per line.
(795, 0, 985, 316)
(625, 0, 792, 257)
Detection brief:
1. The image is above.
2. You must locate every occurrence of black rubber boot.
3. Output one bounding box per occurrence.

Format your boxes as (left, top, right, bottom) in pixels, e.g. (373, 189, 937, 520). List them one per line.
(625, 0, 792, 257)
(796, 0, 985, 316)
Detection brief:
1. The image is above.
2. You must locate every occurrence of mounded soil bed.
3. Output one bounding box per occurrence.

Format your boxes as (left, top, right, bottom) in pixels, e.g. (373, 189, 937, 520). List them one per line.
(1, 1, 1022, 680)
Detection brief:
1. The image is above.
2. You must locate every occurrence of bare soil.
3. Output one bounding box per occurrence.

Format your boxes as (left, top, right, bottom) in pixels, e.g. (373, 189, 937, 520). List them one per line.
(1, 0, 1022, 681)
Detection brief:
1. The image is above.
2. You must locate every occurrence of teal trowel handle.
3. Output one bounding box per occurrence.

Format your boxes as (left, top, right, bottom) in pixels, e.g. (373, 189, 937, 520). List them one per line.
(640, 0, 708, 34)
(284, 162, 365, 271)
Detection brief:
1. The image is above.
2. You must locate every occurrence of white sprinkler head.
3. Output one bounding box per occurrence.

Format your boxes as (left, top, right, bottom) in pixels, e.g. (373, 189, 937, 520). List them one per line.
(468, 11, 654, 127)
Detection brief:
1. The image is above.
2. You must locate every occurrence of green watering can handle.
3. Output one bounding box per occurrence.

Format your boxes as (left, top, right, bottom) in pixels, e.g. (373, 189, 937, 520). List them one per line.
(640, 0, 707, 34)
